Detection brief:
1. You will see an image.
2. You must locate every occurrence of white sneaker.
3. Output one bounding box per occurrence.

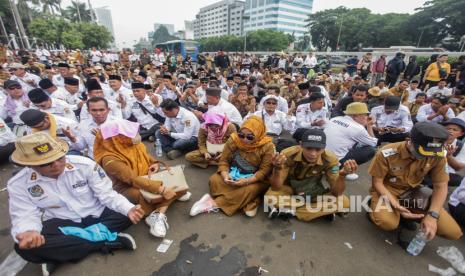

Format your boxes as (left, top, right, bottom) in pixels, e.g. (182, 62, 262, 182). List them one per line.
(178, 191, 192, 202)
(345, 173, 359, 181)
(245, 207, 258, 217)
(189, 193, 218, 217)
(146, 212, 169, 238)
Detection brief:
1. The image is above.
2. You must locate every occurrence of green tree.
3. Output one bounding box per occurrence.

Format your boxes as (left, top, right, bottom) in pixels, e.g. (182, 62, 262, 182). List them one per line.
(151, 25, 177, 45)
(246, 29, 290, 51)
(78, 22, 113, 48)
(40, 0, 61, 15)
(64, 0, 92, 23)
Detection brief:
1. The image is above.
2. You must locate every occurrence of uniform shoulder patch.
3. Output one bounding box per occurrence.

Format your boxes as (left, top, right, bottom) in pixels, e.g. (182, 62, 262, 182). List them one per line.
(184, 120, 191, 127)
(94, 164, 106, 179)
(381, 148, 398, 158)
(65, 163, 74, 170)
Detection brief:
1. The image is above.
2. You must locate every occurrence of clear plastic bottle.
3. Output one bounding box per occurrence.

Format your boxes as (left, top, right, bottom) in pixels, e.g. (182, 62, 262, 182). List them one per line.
(407, 230, 427, 256)
(155, 139, 163, 157)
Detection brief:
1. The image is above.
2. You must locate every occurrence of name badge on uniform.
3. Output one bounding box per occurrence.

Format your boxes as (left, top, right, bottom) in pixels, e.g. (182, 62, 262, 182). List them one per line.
(382, 148, 397, 158)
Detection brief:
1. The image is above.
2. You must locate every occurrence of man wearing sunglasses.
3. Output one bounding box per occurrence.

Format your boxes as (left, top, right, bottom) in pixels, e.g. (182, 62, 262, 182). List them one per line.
(417, 94, 455, 124)
(0, 80, 30, 126)
(266, 129, 357, 221)
(8, 132, 144, 275)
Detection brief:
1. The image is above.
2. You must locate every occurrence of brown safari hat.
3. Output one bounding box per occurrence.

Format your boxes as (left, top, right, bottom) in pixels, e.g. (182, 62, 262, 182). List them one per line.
(11, 132, 68, 166)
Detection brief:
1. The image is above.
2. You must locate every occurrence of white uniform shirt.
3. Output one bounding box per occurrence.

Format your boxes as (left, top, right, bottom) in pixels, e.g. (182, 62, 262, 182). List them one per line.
(426, 86, 453, 98)
(90, 50, 103, 63)
(165, 107, 200, 140)
(49, 87, 69, 102)
(407, 87, 422, 103)
(0, 97, 30, 124)
(79, 100, 123, 122)
(157, 87, 178, 101)
(10, 73, 41, 92)
(370, 105, 413, 132)
(62, 89, 82, 111)
(0, 118, 16, 146)
(74, 116, 116, 158)
(208, 99, 243, 126)
(249, 109, 295, 135)
(35, 49, 50, 62)
(32, 98, 77, 122)
(131, 95, 163, 129)
(295, 104, 328, 130)
(447, 139, 465, 174)
(8, 155, 134, 242)
(324, 116, 378, 160)
(258, 96, 289, 114)
(416, 104, 455, 123)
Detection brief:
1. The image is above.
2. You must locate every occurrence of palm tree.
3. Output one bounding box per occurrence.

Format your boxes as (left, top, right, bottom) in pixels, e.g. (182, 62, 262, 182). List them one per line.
(64, 0, 91, 23)
(40, 0, 61, 15)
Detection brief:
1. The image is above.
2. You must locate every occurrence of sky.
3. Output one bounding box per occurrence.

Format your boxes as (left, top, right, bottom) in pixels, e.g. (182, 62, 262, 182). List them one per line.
(62, 0, 428, 48)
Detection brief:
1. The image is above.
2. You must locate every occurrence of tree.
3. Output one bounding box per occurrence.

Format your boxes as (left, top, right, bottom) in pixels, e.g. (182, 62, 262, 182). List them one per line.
(78, 22, 113, 48)
(64, 0, 92, 23)
(40, 0, 61, 15)
(151, 25, 177, 45)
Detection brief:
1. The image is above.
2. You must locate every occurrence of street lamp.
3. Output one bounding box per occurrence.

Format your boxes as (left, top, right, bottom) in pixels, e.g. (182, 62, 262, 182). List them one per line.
(243, 14, 250, 53)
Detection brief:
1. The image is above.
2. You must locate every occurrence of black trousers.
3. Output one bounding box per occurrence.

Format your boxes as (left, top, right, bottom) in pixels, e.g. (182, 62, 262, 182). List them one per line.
(375, 132, 409, 146)
(339, 145, 376, 165)
(449, 203, 465, 230)
(385, 74, 399, 88)
(15, 208, 132, 264)
(424, 173, 463, 188)
(139, 124, 160, 140)
(0, 142, 15, 163)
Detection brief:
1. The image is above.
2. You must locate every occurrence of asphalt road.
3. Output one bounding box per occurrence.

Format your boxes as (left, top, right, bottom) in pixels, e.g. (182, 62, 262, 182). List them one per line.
(1, 143, 464, 276)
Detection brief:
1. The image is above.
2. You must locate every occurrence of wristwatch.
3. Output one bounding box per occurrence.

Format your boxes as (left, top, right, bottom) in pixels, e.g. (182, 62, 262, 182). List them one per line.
(427, 210, 440, 219)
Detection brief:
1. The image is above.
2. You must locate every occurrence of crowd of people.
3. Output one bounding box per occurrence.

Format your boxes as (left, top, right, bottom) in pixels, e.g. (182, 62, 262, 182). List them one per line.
(1, 46, 465, 275)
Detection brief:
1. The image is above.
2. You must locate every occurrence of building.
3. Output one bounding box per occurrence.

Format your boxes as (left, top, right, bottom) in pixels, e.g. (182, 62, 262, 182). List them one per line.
(243, 0, 312, 37)
(194, 0, 245, 39)
(94, 7, 115, 39)
(153, 23, 175, 35)
(184, 20, 194, 40)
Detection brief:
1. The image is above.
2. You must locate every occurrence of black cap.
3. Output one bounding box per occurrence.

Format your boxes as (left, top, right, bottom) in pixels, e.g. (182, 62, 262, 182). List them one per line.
(226, 76, 234, 81)
(163, 74, 172, 80)
(108, 75, 122, 81)
(28, 88, 50, 103)
(206, 87, 221, 97)
(209, 75, 217, 81)
(57, 62, 69, 68)
(39, 78, 54, 89)
(144, 84, 153, 90)
(64, 77, 79, 86)
(20, 109, 46, 127)
(298, 82, 310, 90)
(410, 122, 448, 157)
(3, 80, 21, 89)
(301, 129, 326, 149)
(86, 79, 102, 92)
(200, 77, 209, 82)
(138, 71, 147, 79)
(131, 82, 144, 89)
(384, 96, 401, 110)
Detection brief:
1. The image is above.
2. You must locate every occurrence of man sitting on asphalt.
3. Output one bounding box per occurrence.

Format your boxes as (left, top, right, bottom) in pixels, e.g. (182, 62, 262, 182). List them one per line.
(8, 132, 144, 275)
(265, 129, 357, 221)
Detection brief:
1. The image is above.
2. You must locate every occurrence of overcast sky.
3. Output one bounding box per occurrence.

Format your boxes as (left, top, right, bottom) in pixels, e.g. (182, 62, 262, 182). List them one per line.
(62, 0, 428, 48)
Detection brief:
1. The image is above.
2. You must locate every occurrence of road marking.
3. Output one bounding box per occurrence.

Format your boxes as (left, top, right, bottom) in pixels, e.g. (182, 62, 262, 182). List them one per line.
(0, 251, 28, 276)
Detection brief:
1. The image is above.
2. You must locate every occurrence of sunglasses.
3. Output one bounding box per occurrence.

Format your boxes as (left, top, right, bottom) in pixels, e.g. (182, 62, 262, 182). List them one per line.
(39, 156, 65, 167)
(265, 101, 277, 105)
(238, 132, 255, 141)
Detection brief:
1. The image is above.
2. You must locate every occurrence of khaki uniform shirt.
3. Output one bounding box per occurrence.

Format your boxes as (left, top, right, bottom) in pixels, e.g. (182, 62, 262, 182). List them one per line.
(277, 146, 340, 188)
(368, 142, 448, 195)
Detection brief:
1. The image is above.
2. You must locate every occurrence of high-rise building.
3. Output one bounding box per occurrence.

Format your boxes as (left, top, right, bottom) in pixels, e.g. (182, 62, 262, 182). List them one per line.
(194, 0, 245, 39)
(94, 7, 115, 39)
(153, 23, 175, 35)
(243, 0, 312, 37)
(184, 20, 195, 40)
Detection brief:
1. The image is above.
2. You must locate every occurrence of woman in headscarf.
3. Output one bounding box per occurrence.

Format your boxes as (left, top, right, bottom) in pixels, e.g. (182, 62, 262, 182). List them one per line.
(94, 119, 190, 238)
(186, 112, 236, 168)
(2, 80, 30, 133)
(189, 116, 275, 218)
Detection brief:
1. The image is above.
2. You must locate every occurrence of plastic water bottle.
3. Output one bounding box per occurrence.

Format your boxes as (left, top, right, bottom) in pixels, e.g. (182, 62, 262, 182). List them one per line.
(406, 230, 427, 256)
(155, 139, 163, 157)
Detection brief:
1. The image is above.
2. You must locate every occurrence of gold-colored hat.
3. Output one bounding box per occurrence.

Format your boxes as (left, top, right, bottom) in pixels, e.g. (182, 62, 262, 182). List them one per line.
(11, 133, 68, 166)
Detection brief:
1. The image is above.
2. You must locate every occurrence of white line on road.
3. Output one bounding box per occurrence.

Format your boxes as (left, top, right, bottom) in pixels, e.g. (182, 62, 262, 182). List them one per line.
(0, 251, 28, 276)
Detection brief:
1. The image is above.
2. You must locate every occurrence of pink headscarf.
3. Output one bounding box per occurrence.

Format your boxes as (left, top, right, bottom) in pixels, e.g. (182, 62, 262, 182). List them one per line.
(100, 119, 140, 139)
(202, 112, 229, 144)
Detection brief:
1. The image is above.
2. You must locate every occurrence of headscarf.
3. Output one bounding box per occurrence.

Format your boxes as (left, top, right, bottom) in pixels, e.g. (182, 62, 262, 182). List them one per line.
(94, 120, 152, 176)
(231, 115, 272, 153)
(202, 112, 229, 144)
(5, 93, 30, 116)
